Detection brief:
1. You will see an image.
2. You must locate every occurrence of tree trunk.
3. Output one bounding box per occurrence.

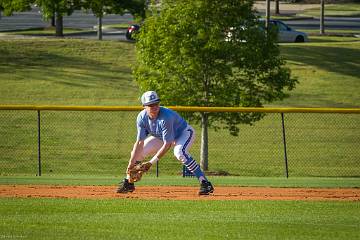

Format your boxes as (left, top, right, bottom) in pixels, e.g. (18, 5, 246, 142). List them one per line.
(320, 0, 325, 35)
(200, 112, 209, 171)
(97, 16, 103, 40)
(275, 0, 280, 15)
(51, 16, 55, 27)
(55, 13, 63, 37)
(265, 0, 271, 30)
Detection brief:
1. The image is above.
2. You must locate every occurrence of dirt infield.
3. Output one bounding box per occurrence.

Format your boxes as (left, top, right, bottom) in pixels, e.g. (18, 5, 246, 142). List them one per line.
(1, 185, 360, 201)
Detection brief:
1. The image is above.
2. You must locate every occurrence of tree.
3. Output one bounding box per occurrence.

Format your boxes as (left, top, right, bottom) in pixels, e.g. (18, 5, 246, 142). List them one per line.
(82, 0, 146, 40)
(0, 0, 81, 36)
(275, 0, 280, 15)
(0, 0, 145, 38)
(82, 0, 116, 40)
(36, 0, 81, 37)
(320, 0, 325, 34)
(265, 0, 270, 29)
(134, 0, 297, 171)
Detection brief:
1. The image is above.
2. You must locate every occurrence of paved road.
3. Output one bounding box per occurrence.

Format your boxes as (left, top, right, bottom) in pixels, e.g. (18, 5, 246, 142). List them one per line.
(284, 17, 360, 31)
(0, 7, 134, 30)
(254, 2, 360, 32)
(1, 5, 359, 40)
(0, 7, 133, 40)
(254, 4, 360, 31)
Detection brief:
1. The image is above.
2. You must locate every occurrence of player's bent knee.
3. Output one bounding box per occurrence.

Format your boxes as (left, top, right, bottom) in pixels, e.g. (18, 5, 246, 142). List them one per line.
(173, 145, 182, 158)
(173, 146, 186, 164)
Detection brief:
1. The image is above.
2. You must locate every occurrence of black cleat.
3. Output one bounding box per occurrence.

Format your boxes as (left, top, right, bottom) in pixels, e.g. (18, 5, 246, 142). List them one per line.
(199, 180, 214, 195)
(116, 178, 135, 193)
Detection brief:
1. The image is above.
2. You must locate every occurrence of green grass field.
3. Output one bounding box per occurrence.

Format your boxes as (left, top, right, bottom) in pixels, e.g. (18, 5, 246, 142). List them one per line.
(0, 37, 359, 107)
(0, 39, 138, 105)
(0, 198, 358, 240)
(276, 41, 360, 107)
(0, 37, 359, 178)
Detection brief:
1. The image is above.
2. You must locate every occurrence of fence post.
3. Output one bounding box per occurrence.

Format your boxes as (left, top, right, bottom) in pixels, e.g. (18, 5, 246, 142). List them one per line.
(281, 113, 289, 178)
(37, 110, 42, 176)
(156, 161, 159, 177)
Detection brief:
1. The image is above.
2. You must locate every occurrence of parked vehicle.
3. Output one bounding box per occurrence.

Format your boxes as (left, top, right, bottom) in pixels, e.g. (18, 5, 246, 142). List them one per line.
(127, 20, 308, 43)
(125, 24, 140, 40)
(260, 19, 308, 43)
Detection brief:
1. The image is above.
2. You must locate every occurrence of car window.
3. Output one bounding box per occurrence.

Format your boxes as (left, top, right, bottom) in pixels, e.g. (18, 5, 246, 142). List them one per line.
(277, 22, 289, 31)
(259, 21, 276, 30)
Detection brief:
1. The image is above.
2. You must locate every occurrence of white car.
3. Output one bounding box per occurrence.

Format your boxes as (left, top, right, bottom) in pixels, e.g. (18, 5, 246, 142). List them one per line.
(261, 20, 308, 43)
(226, 19, 308, 43)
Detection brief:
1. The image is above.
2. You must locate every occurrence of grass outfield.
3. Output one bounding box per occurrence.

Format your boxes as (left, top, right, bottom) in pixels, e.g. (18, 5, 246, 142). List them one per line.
(0, 36, 359, 178)
(0, 39, 138, 106)
(0, 198, 359, 240)
(0, 37, 359, 108)
(274, 40, 360, 107)
(0, 38, 359, 107)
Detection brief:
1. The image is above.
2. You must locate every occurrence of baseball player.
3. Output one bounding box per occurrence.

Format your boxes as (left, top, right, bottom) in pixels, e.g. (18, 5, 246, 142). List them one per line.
(116, 91, 214, 195)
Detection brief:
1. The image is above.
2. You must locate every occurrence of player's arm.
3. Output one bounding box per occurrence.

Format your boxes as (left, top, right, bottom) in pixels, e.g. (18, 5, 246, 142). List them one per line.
(127, 113, 147, 170)
(149, 119, 174, 164)
(149, 141, 172, 164)
(127, 140, 144, 170)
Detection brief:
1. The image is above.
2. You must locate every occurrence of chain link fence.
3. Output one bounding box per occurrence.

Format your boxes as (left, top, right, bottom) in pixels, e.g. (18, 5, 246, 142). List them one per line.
(0, 106, 359, 178)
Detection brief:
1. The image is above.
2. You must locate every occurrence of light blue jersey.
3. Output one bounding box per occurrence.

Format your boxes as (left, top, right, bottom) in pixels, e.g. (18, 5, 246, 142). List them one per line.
(136, 107, 188, 142)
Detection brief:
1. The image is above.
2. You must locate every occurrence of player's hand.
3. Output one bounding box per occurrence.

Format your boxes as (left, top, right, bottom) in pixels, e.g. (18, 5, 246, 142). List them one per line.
(128, 161, 152, 183)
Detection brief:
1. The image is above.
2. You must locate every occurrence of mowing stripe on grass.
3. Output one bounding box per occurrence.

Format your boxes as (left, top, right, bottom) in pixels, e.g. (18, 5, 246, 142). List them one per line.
(0, 198, 359, 240)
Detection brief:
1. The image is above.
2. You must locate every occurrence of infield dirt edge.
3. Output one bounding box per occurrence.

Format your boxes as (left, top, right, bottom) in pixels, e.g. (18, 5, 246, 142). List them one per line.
(1, 185, 360, 201)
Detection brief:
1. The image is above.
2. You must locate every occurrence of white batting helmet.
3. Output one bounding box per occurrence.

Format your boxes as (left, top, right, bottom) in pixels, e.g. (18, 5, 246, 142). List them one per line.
(141, 91, 160, 106)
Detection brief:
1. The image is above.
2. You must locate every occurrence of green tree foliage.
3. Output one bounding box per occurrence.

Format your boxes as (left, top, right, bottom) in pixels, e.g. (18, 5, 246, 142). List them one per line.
(0, 0, 32, 15)
(134, 0, 297, 135)
(82, 0, 146, 40)
(82, 0, 145, 18)
(133, 0, 297, 170)
(36, 0, 80, 20)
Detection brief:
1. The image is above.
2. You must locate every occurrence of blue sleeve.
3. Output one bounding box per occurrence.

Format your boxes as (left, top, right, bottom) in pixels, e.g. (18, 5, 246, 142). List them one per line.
(136, 113, 148, 141)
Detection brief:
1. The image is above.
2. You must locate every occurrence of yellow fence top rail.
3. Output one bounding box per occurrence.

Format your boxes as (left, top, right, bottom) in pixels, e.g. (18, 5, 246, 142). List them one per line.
(0, 104, 359, 114)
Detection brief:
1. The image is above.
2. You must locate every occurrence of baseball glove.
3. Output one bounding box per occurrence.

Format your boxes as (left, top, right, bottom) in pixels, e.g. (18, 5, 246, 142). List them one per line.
(128, 161, 152, 183)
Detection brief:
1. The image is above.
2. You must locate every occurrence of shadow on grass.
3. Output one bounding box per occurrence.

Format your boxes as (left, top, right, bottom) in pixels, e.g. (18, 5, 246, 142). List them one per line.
(0, 39, 134, 88)
(281, 45, 360, 78)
